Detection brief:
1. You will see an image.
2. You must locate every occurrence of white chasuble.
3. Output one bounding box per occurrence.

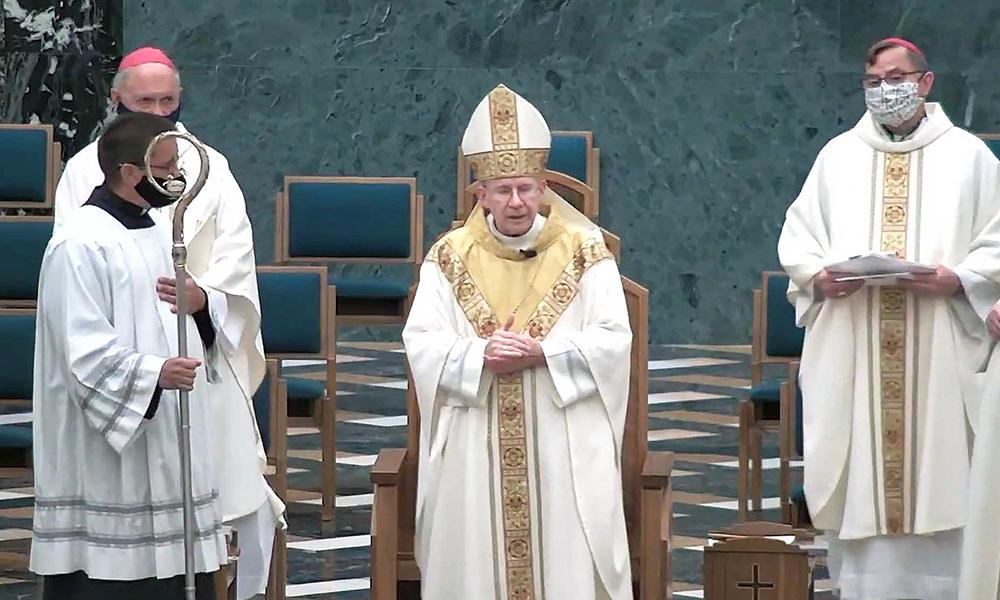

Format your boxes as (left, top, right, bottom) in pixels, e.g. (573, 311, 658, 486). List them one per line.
(54, 125, 281, 598)
(404, 196, 634, 600)
(778, 104, 1000, 598)
(31, 206, 228, 580)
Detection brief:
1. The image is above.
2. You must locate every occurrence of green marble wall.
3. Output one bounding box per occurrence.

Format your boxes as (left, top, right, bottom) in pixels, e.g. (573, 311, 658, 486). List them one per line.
(123, 0, 1000, 342)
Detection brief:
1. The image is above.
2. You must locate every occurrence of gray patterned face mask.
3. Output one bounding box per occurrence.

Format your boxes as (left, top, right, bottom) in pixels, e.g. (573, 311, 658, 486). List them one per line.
(865, 81, 924, 127)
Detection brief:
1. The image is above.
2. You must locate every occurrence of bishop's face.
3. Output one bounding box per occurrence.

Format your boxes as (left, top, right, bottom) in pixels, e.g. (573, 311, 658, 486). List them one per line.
(111, 62, 182, 118)
(476, 176, 545, 237)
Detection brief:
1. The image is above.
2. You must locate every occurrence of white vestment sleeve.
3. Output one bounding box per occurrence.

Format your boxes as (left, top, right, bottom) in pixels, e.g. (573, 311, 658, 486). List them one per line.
(193, 161, 260, 354)
(404, 261, 491, 411)
(545, 259, 632, 456)
(948, 144, 1000, 374)
(955, 148, 1000, 320)
(202, 285, 230, 344)
(542, 346, 599, 407)
(778, 153, 832, 327)
(541, 259, 629, 410)
(53, 240, 168, 453)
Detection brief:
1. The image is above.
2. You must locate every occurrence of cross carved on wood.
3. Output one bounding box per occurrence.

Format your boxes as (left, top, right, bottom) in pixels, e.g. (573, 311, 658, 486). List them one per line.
(736, 563, 775, 600)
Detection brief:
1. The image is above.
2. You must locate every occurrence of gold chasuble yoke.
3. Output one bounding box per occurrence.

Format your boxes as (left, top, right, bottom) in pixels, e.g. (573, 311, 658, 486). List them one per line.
(868, 150, 923, 536)
(426, 207, 612, 600)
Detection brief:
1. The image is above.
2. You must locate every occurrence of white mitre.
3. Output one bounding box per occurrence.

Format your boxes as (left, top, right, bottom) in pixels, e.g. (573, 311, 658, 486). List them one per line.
(461, 84, 551, 181)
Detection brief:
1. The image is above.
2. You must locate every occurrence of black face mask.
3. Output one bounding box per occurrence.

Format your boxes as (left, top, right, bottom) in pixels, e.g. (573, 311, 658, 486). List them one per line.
(135, 174, 186, 208)
(116, 101, 182, 124)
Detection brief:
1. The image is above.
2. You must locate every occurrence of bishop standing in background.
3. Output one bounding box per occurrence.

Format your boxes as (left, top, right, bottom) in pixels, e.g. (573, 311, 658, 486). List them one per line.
(31, 113, 227, 599)
(52, 46, 282, 598)
(778, 37, 1000, 599)
(403, 84, 634, 599)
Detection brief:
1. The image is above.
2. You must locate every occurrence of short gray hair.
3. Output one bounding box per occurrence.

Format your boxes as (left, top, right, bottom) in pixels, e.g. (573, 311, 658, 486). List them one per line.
(111, 66, 182, 91)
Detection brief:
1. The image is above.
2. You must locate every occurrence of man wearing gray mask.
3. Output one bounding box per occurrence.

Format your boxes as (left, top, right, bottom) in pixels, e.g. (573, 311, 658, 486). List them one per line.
(777, 38, 1000, 599)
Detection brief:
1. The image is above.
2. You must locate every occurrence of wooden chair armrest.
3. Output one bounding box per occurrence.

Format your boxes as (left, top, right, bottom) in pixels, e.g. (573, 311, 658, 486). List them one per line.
(640, 451, 673, 599)
(641, 451, 674, 489)
(786, 360, 800, 383)
(372, 448, 408, 486)
(371, 448, 408, 600)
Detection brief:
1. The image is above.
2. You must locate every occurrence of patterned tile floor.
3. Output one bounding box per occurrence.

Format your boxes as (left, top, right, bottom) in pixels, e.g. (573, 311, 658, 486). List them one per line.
(0, 343, 835, 599)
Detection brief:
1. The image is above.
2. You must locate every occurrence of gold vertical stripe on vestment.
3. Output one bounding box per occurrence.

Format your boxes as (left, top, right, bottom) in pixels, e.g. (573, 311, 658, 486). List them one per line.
(878, 152, 910, 536)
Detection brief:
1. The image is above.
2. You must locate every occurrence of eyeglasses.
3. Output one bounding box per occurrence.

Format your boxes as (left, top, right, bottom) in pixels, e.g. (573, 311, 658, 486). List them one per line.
(122, 159, 180, 171)
(861, 71, 925, 89)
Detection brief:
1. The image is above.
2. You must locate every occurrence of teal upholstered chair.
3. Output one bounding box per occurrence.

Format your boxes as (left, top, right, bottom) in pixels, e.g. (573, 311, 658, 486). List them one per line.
(978, 133, 1000, 161)
(257, 265, 337, 521)
(738, 271, 805, 522)
(251, 358, 288, 600)
(0, 216, 54, 307)
(455, 130, 600, 221)
(0, 308, 34, 569)
(276, 176, 422, 325)
(0, 124, 59, 210)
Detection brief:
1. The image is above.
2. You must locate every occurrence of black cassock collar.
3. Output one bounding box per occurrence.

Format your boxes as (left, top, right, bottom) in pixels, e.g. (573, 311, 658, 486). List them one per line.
(84, 185, 155, 230)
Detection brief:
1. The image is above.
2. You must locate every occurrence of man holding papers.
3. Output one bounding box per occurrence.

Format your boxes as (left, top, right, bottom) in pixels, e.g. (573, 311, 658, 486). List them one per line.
(777, 37, 1000, 599)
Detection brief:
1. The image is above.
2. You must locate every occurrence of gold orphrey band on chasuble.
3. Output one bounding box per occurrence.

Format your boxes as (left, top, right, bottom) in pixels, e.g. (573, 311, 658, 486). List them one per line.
(879, 151, 910, 536)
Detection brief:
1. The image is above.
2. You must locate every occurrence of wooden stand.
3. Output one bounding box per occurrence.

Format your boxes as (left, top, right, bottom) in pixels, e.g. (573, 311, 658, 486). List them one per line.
(703, 522, 813, 600)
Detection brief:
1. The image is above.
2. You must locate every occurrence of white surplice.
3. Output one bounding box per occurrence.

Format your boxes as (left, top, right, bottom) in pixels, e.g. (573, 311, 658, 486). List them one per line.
(778, 103, 1000, 599)
(54, 124, 281, 598)
(404, 211, 633, 600)
(30, 205, 227, 580)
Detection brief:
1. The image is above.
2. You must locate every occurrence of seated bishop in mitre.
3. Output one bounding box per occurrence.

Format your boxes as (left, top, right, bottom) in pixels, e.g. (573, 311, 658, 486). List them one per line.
(403, 84, 635, 600)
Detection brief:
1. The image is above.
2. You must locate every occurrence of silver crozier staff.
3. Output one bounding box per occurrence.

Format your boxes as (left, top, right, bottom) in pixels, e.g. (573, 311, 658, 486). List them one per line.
(143, 131, 211, 600)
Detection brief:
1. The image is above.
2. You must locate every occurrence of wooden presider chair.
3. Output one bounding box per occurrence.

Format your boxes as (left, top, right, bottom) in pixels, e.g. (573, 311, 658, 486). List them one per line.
(738, 271, 805, 522)
(369, 276, 674, 599)
(0, 123, 61, 210)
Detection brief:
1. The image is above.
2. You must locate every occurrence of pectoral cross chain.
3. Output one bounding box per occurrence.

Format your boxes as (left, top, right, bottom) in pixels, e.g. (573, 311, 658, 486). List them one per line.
(736, 563, 775, 600)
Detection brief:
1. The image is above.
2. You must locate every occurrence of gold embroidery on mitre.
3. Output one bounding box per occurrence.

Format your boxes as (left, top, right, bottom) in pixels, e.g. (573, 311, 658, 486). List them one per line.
(879, 152, 910, 536)
(466, 149, 549, 181)
(466, 85, 549, 181)
(490, 85, 519, 151)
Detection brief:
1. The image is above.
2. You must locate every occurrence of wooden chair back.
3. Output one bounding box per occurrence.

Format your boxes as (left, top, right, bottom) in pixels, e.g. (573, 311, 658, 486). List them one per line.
(621, 277, 649, 556)
(274, 176, 423, 324)
(750, 271, 804, 385)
